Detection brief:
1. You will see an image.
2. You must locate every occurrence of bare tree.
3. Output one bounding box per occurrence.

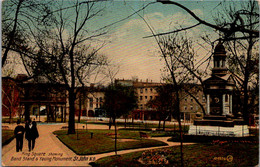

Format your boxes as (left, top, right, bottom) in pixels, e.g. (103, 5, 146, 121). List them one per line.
(2, 0, 53, 67)
(215, 1, 259, 123)
(20, 0, 109, 134)
(153, 0, 259, 39)
(151, 0, 259, 124)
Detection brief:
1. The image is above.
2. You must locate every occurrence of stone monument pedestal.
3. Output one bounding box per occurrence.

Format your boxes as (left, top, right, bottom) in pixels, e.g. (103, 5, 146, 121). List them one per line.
(188, 115, 249, 137)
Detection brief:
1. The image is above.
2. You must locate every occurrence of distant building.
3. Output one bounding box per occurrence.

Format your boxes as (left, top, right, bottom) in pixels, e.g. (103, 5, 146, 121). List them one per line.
(2, 77, 20, 117)
(115, 79, 206, 122)
(75, 84, 105, 117)
(179, 84, 206, 122)
(6, 75, 68, 122)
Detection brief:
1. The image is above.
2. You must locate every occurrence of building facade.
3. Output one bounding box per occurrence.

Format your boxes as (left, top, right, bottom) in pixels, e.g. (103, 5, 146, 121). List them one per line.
(115, 79, 207, 122)
(75, 85, 105, 117)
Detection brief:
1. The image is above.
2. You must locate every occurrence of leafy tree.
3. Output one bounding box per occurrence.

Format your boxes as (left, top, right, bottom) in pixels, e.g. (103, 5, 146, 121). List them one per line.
(103, 83, 138, 155)
(146, 84, 174, 130)
(2, 78, 20, 123)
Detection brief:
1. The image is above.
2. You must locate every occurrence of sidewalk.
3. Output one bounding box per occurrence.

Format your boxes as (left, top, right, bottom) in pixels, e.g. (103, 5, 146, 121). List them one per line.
(2, 123, 193, 166)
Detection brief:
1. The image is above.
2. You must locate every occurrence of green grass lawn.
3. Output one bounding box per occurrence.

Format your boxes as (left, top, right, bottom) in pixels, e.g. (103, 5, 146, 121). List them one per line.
(53, 129, 168, 155)
(80, 121, 190, 131)
(2, 117, 25, 123)
(94, 141, 259, 167)
(2, 130, 14, 146)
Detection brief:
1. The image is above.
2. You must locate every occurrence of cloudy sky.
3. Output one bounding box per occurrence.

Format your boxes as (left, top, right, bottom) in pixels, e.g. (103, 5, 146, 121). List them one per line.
(3, 0, 247, 83)
(93, 0, 227, 83)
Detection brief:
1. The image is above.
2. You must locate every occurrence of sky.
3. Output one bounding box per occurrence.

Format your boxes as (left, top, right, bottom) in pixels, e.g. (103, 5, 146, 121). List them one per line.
(3, 0, 254, 84)
(93, 0, 226, 83)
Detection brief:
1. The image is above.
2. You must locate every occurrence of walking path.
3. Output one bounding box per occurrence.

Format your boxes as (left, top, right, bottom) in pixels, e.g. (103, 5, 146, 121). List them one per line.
(2, 123, 193, 166)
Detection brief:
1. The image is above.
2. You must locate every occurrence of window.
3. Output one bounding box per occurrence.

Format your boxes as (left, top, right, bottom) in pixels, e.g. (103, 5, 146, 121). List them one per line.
(150, 96, 153, 100)
(96, 98, 98, 102)
(150, 88, 153, 92)
(191, 98, 193, 102)
(140, 88, 143, 93)
(184, 106, 187, 110)
(145, 96, 147, 100)
(96, 104, 98, 108)
(145, 88, 148, 93)
(202, 95, 206, 103)
(184, 98, 187, 102)
(90, 98, 93, 108)
(225, 94, 228, 102)
(140, 96, 143, 100)
(99, 97, 103, 103)
(190, 105, 193, 111)
(217, 60, 220, 67)
(90, 98, 93, 102)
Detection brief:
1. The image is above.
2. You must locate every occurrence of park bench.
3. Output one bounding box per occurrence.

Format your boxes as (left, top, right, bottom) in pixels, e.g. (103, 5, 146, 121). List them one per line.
(139, 132, 149, 138)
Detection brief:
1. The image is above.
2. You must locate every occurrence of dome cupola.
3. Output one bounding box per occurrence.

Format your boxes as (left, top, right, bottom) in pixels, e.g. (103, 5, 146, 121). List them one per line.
(212, 42, 228, 76)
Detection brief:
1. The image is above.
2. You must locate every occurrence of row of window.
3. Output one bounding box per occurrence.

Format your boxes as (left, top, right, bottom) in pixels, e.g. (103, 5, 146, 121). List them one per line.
(140, 96, 153, 101)
(139, 88, 154, 94)
(89, 103, 101, 109)
(184, 105, 199, 111)
(184, 96, 206, 103)
(89, 97, 103, 103)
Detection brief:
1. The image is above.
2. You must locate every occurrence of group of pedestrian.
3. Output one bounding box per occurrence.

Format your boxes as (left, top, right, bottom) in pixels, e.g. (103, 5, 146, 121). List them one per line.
(14, 119, 39, 152)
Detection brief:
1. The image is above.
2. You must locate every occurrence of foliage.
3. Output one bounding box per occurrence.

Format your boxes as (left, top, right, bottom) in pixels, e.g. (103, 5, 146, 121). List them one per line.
(146, 84, 174, 122)
(53, 129, 167, 155)
(95, 142, 259, 167)
(103, 84, 138, 119)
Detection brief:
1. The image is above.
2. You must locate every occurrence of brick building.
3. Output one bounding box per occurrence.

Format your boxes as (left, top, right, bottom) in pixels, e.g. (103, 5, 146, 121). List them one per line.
(115, 79, 207, 122)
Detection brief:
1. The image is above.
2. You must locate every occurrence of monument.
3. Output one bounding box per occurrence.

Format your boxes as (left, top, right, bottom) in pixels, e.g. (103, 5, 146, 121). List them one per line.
(188, 42, 249, 137)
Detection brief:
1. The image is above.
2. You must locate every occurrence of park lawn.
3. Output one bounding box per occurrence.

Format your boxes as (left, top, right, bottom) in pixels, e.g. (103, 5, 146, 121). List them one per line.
(80, 121, 190, 130)
(94, 141, 259, 167)
(53, 129, 167, 155)
(2, 117, 25, 123)
(2, 130, 14, 145)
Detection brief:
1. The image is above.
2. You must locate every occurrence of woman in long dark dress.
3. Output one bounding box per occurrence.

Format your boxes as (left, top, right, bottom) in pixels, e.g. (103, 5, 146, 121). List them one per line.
(25, 119, 39, 151)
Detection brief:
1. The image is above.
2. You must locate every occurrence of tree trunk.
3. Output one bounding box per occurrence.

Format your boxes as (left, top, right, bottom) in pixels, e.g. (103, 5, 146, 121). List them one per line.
(175, 91, 184, 167)
(108, 117, 112, 130)
(68, 90, 76, 134)
(61, 106, 64, 123)
(24, 104, 30, 121)
(124, 116, 127, 128)
(163, 119, 166, 131)
(243, 33, 253, 125)
(78, 95, 82, 123)
(114, 117, 117, 155)
(9, 110, 12, 124)
(2, 0, 23, 67)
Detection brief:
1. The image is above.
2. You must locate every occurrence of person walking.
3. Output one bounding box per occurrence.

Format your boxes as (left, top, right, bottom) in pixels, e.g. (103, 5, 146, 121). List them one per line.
(25, 119, 39, 151)
(14, 120, 25, 152)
